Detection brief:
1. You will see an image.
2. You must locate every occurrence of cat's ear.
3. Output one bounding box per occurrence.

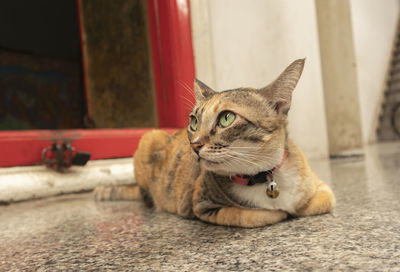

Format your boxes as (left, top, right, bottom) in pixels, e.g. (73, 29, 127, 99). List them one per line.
(259, 58, 305, 114)
(194, 79, 216, 101)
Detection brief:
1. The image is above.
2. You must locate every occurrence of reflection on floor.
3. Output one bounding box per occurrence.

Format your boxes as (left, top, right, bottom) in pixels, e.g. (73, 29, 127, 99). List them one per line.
(1, 142, 399, 271)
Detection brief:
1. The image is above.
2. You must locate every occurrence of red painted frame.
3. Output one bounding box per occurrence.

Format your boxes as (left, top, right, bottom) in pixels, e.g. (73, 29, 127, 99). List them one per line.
(0, 0, 195, 167)
(147, 0, 196, 128)
(0, 129, 177, 167)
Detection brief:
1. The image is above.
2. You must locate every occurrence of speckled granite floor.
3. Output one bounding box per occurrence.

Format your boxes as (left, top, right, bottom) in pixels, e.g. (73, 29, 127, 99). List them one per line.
(1, 142, 400, 271)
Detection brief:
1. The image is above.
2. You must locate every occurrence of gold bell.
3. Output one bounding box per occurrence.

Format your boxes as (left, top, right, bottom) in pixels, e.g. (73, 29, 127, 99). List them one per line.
(266, 181, 279, 198)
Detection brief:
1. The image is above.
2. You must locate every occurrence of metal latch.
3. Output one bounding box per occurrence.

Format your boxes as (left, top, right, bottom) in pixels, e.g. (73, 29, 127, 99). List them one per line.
(42, 141, 91, 171)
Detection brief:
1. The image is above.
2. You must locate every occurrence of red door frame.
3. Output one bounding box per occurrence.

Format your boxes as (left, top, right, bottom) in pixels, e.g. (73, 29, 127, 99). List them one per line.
(147, 0, 196, 128)
(0, 129, 178, 167)
(0, 0, 195, 167)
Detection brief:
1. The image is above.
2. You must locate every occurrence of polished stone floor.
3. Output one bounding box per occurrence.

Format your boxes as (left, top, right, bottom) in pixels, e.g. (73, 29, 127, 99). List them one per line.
(1, 142, 400, 271)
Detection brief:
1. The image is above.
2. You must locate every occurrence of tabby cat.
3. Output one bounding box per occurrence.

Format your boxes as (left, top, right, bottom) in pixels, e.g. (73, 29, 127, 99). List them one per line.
(94, 59, 335, 228)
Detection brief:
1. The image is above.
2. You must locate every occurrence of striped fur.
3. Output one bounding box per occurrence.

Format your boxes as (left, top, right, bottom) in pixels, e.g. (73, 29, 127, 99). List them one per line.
(94, 59, 335, 228)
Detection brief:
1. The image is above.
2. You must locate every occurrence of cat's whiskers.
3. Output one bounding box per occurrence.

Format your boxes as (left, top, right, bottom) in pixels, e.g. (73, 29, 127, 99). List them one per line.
(227, 147, 274, 156)
(183, 101, 195, 111)
(178, 80, 196, 100)
(221, 157, 238, 173)
(226, 148, 275, 162)
(178, 80, 196, 110)
(228, 147, 261, 149)
(223, 156, 264, 173)
(226, 155, 267, 168)
(205, 148, 259, 159)
(223, 153, 265, 170)
(224, 150, 278, 171)
(226, 150, 262, 161)
(180, 95, 195, 108)
(227, 148, 267, 158)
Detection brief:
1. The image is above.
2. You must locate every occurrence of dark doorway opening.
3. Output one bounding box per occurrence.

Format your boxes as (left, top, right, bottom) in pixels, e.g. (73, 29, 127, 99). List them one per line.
(0, 0, 86, 130)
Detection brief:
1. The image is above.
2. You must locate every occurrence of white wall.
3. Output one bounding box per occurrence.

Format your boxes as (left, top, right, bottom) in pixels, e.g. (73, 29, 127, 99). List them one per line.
(190, 0, 216, 89)
(192, 0, 329, 159)
(350, 0, 400, 143)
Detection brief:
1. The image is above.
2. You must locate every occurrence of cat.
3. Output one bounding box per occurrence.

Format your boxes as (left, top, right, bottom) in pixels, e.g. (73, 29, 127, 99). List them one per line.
(94, 59, 335, 228)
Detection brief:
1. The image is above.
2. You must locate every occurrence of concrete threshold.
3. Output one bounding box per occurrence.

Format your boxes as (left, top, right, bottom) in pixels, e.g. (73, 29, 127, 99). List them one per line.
(0, 158, 134, 204)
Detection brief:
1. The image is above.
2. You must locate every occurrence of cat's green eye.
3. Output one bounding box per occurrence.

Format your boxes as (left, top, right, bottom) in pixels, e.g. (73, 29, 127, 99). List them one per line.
(218, 111, 236, 128)
(190, 116, 198, 131)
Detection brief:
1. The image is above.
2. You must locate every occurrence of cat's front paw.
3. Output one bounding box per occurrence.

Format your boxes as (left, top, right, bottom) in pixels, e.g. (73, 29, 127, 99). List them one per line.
(195, 206, 288, 227)
(93, 185, 113, 201)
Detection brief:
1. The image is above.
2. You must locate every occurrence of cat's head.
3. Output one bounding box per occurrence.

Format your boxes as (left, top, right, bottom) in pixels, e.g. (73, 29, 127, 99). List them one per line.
(187, 59, 305, 176)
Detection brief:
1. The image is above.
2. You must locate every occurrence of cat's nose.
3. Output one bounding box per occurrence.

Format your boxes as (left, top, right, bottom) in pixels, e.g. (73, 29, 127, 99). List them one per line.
(190, 141, 204, 155)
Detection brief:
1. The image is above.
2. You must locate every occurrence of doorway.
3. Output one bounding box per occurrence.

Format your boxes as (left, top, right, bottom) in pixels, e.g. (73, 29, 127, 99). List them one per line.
(0, 0, 86, 130)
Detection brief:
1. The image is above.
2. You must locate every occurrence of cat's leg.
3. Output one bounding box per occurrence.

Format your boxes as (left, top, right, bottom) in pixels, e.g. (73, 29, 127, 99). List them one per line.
(176, 188, 196, 219)
(294, 181, 335, 216)
(194, 205, 287, 228)
(134, 130, 171, 190)
(94, 184, 142, 201)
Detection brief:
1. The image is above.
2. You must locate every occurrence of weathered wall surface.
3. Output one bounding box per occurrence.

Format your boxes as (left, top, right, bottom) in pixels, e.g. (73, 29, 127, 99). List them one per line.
(81, 0, 157, 128)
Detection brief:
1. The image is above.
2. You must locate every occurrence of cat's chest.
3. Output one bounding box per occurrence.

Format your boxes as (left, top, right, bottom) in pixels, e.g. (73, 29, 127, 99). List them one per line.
(228, 170, 303, 214)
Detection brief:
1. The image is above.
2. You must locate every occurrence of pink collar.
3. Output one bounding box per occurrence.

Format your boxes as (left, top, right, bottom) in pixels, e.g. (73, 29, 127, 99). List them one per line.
(232, 150, 286, 186)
